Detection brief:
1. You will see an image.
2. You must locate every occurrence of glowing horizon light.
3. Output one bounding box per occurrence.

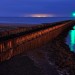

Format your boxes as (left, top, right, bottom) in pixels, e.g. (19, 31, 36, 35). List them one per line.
(31, 14, 54, 17)
(73, 26, 75, 29)
(24, 14, 55, 17)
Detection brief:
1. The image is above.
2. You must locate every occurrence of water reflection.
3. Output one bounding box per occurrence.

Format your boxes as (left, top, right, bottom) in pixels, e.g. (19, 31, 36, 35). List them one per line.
(66, 26, 75, 52)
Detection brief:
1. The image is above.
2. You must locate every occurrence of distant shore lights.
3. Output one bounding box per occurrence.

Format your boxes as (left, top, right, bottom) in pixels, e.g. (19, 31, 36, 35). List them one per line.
(24, 14, 55, 17)
(30, 14, 54, 17)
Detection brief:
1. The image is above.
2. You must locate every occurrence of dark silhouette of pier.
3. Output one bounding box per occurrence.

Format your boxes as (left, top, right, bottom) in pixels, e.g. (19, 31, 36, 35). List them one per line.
(0, 20, 75, 62)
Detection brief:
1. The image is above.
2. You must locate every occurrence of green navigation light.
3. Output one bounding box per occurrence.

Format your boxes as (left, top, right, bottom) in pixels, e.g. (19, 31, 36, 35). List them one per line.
(72, 12, 75, 17)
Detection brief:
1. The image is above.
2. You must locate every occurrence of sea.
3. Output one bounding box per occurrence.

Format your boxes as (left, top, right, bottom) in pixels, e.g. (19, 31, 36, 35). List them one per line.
(0, 17, 74, 24)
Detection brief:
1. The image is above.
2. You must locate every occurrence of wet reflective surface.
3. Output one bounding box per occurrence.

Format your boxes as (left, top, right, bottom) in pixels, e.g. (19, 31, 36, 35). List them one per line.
(66, 26, 75, 52)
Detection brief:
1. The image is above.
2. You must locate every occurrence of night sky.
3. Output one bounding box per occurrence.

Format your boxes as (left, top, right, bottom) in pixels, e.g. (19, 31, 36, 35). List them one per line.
(0, 0, 75, 17)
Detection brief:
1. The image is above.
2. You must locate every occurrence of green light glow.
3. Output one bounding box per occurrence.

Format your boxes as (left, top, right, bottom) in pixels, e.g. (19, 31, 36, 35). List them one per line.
(70, 26, 75, 51)
(72, 12, 75, 17)
(73, 26, 75, 30)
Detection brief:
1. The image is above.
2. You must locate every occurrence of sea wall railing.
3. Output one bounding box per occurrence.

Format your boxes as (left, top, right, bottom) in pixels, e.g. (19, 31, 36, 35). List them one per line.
(0, 21, 74, 62)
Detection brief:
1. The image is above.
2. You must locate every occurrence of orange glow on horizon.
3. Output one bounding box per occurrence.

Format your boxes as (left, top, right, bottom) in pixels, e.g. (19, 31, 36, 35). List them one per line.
(23, 14, 55, 17)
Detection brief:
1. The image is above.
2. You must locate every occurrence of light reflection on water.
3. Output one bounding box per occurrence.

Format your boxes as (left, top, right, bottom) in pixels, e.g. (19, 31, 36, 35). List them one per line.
(66, 26, 75, 52)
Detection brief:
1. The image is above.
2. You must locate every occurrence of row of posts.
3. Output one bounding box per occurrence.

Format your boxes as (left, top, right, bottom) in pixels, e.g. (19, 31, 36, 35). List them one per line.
(0, 21, 73, 62)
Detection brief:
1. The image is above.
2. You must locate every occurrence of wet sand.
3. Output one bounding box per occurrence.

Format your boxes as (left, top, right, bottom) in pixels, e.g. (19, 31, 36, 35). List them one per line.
(0, 54, 59, 75)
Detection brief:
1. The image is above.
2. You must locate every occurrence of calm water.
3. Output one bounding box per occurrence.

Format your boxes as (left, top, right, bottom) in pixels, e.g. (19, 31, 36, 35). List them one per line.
(66, 26, 75, 52)
(0, 17, 75, 24)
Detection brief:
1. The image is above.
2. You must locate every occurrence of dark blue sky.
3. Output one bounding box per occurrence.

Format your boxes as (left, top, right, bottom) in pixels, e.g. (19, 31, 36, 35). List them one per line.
(0, 0, 74, 17)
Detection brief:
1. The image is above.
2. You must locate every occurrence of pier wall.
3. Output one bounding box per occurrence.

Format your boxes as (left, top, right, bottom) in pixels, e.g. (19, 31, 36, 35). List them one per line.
(0, 21, 74, 62)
